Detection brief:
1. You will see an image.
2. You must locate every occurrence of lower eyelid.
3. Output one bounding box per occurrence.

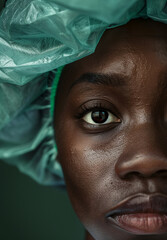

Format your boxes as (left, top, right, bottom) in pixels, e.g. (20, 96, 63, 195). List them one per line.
(79, 119, 121, 134)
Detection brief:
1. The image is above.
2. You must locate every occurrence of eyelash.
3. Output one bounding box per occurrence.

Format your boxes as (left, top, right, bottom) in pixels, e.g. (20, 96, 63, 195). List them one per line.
(76, 102, 104, 118)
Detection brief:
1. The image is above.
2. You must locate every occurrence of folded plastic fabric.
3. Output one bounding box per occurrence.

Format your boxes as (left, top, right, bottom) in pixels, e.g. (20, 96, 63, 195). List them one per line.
(0, 0, 167, 186)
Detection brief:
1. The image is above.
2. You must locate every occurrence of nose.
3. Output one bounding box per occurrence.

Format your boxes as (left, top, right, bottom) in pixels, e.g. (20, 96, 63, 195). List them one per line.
(115, 124, 167, 179)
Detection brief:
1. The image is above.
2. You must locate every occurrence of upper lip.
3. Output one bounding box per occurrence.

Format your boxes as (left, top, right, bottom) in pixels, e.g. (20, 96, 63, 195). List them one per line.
(106, 193, 167, 218)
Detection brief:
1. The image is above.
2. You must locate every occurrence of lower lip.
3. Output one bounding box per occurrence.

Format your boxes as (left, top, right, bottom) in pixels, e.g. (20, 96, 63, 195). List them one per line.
(109, 213, 167, 234)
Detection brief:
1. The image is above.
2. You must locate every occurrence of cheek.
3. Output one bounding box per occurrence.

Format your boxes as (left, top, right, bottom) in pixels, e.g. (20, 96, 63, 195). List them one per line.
(56, 124, 126, 222)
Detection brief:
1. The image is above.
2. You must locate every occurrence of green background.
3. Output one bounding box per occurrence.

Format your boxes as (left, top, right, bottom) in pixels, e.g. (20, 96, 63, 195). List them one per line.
(0, 3, 83, 240)
(0, 161, 84, 240)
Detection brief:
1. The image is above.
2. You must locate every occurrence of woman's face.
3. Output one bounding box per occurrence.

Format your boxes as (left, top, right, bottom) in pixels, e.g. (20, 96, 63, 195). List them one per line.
(54, 19, 167, 240)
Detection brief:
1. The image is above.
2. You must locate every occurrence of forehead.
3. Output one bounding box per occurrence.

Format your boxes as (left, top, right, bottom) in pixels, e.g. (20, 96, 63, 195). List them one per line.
(57, 19, 167, 96)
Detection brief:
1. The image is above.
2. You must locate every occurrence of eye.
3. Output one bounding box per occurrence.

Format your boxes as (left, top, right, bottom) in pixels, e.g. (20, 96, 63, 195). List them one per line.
(82, 110, 121, 125)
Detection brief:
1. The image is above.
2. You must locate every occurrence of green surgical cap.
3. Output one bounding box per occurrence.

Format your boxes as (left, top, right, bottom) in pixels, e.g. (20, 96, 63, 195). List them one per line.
(0, 0, 167, 186)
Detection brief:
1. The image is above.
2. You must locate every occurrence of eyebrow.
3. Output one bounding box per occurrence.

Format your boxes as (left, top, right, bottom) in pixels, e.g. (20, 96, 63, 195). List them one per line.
(69, 72, 128, 92)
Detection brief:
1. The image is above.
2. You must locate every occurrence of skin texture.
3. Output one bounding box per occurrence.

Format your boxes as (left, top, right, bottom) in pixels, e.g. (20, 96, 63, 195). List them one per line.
(54, 19, 167, 240)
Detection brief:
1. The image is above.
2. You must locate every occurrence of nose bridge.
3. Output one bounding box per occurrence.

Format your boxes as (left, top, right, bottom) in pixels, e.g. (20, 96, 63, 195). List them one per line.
(115, 122, 167, 179)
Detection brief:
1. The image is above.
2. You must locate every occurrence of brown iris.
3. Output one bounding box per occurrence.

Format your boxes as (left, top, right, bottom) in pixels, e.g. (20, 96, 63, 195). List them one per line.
(91, 110, 108, 124)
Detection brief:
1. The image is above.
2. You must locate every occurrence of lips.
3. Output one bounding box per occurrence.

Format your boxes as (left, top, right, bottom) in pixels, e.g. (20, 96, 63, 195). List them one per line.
(106, 193, 167, 234)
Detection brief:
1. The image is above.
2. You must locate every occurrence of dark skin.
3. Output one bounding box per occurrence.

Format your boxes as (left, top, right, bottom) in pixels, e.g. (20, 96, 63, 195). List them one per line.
(54, 19, 167, 240)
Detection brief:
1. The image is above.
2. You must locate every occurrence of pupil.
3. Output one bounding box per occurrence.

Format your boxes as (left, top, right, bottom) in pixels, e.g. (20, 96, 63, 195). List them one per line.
(91, 111, 108, 123)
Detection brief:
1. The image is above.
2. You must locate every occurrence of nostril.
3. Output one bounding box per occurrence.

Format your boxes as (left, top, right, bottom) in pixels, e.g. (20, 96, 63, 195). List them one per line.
(123, 171, 152, 179)
(115, 152, 167, 179)
(122, 171, 141, 179)
(121, 170, 167, 179)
